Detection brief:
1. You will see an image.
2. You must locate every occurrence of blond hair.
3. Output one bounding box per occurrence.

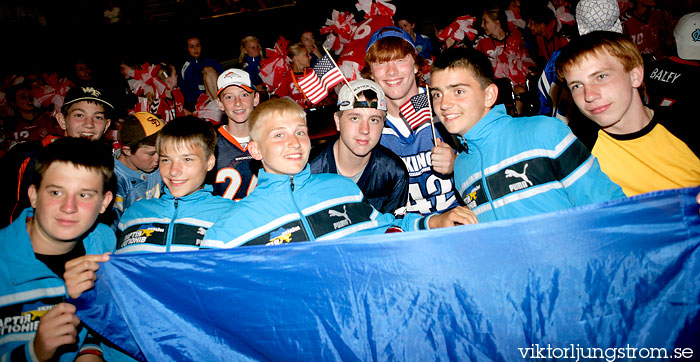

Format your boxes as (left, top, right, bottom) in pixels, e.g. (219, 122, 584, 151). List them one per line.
(248, 98, 307, 141)
(239, 36, 261, 63)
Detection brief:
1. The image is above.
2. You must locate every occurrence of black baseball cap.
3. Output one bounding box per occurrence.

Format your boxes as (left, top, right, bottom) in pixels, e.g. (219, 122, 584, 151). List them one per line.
(63, 86, 114, 110)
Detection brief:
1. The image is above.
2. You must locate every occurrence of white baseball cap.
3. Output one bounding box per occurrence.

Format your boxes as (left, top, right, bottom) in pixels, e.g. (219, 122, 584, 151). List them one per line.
(216, 68, 254, 96)
(674, 12, 700, 60)
(337, 79, 387, 111)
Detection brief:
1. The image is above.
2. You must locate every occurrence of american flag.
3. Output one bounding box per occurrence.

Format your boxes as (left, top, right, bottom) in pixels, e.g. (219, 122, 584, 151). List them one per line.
(297, 54, 344, 104)
(399, 93, 433, 130)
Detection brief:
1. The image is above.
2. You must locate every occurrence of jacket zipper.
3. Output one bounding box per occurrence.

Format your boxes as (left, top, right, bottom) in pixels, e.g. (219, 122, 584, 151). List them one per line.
(288, 175, 316, 241)
(166, 199, 179, 252)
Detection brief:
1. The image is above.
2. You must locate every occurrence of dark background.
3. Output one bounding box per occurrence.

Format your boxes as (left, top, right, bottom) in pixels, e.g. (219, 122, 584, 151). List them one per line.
(1, 0, 481, 80)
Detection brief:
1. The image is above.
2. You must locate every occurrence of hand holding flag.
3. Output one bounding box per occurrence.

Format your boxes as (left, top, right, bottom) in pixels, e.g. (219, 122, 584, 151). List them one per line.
(400, 87, 439, 146)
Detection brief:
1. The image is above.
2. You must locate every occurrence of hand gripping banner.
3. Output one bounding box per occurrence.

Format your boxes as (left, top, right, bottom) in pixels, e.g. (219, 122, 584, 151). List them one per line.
(74, 187, 700, 361)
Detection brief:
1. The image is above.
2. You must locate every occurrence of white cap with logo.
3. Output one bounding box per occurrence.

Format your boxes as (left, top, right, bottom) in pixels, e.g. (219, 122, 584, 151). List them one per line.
(216, 68, 254, 95)
(337, 79, 387, 111)
(674, 12, 700, 61)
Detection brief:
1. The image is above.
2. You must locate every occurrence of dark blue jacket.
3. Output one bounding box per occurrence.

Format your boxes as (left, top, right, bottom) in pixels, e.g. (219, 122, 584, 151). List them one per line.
(179, 57, 224, 104)
(310, 143, 408, 214)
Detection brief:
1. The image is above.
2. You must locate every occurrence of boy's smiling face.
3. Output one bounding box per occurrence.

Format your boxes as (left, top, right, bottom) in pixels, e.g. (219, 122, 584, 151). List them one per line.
(563, 50, 643, 134)
(57, 101, 110, 141)
(249, 113, 310, 176)
(216, 85, 259, 125)
(430, 67, 497, 136)
(370, 54, 418, 104)
(158, 140, 215, 198)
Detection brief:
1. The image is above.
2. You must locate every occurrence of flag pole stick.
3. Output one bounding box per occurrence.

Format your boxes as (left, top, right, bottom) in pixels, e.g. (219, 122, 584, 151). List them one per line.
(322, 46, 358, 101)
(425, 85, 437, 146)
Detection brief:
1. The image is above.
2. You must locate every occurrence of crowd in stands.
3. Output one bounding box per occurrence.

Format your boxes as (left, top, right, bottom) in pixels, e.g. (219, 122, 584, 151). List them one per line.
(3, 0, 696, 155)
(1, 0, 700, 360)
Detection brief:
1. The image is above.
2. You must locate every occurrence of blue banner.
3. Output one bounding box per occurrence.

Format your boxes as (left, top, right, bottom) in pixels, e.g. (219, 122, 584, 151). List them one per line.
(75, 187, 700, 361)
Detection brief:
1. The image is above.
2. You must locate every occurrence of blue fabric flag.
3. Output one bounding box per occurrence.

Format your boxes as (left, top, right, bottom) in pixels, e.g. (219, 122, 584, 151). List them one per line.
(74, 187, 700, 361)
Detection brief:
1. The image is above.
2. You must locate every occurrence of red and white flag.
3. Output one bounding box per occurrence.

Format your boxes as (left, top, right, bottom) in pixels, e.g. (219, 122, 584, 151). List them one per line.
(399, 93, 432, 130)
(320, 10, 357, 53)
(260, 37, 291, 93)
(297, 54, 344, 104)
(355, 0, 396, 17)
(193, 94, 224, 125)
(134, 63, 167, 96)
(438, 15, 479, 43)
(32, 73, 74, 113)
(336, 15, 394, 81)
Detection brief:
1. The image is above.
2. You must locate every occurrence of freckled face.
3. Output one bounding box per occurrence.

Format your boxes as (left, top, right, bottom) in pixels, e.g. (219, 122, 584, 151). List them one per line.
(216, 86, 259, 124)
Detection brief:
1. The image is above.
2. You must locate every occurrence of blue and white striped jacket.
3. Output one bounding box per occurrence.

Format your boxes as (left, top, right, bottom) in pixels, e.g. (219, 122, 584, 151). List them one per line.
(203, 165, 430, 249)
(117, 185, 235, 254)
(0, 208, 115, 361)
(455, 105, 625, 222)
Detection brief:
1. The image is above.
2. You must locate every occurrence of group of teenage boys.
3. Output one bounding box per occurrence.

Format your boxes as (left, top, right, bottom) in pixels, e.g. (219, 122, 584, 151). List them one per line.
(2, 22, 700, 360)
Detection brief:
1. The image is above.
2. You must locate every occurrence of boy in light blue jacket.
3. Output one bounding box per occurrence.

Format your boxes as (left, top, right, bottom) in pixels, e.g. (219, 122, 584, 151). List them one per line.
(0, 137, 115, 362)
(203, 98, 477, 248)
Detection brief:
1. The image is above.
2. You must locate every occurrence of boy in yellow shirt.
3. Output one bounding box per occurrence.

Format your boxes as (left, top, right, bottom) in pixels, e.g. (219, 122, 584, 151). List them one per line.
(556, 31, 700, 195)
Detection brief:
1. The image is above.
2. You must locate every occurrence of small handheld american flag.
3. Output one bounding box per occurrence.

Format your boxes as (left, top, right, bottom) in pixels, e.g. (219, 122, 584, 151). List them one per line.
(399, 92, 433, 130)
(297, 54, 344, 104)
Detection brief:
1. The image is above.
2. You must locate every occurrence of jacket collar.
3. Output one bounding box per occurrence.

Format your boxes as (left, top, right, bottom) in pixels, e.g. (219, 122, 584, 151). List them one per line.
(9, 208, 62, 285)
(325, 143, 338, 174)
(257, 164, 312, 190)
(461, 104, 508, 144)
(161, 184, 214, 201)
